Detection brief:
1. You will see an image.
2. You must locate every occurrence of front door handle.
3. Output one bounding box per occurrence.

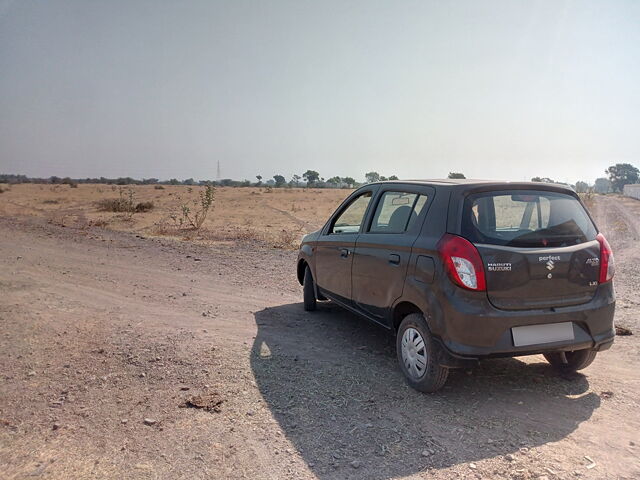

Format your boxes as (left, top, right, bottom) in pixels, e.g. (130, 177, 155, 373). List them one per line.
(340, 248, 350, 258)
(388, 254, 401, 265)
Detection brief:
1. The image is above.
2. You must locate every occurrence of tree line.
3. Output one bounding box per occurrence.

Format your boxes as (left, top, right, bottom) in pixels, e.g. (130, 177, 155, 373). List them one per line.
(1, 163, 637, 192)
(531, 163, 639, 194)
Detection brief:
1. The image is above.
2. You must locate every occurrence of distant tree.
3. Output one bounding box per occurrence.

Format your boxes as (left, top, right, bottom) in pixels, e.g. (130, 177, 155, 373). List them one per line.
(606, 163, 639, 192)
(365, 171, 380, 183)
(326, 176, 341, 187)
(594, 177, 611, 194)
(448, 172, 466, 179)
(240, 179, 251, 187)
(575, 181, 589, 193)
(169, 178, 181, 185)
(291, 174, 301, 187)
(342, 177, 356, 188)
(531, 177, 555, 183)
(256, 175, 262, 186)
(183, 178, 195, 186)
(303, 170, 320, 186)
(380, 176, 388, 181)
(388, 175, 399, 181)
(142, 178, 158, 184)
(49, 176, 61, 184)
(273, 175, 286, 187)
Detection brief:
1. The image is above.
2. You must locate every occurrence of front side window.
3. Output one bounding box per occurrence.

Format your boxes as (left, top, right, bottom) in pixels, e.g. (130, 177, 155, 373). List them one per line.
(330, 192, 372, 234)
(462, 190, 597, 247)
(370, 192, 427, 233)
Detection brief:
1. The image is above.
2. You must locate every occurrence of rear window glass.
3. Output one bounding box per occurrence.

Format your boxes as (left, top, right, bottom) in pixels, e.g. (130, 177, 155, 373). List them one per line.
(461, 190, 597, 247)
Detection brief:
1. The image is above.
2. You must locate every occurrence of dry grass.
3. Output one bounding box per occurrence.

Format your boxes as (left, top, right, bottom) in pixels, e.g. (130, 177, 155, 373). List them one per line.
(0, 184, 349, 248)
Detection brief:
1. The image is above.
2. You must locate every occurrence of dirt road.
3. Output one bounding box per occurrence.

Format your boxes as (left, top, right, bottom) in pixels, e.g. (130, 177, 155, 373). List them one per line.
(1, 195, 639, 479)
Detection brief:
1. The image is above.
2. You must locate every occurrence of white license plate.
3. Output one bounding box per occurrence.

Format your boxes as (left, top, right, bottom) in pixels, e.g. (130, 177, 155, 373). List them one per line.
(511, 322, 574, 347)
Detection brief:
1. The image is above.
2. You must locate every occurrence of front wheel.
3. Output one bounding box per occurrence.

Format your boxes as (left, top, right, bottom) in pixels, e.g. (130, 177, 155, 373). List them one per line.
(396, 313, 448, 393)
(303, 266, 317, 311)
(544, 349, 597, 372)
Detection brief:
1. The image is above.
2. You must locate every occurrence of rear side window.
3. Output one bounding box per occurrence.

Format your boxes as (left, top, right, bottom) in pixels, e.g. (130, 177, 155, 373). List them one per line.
(462, 190, 597, 247)
(370, 192, 427, 233)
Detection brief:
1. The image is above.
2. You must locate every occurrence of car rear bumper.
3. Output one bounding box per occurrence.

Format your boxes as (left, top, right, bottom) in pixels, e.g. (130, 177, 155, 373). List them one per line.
(432, 283, 616, 367)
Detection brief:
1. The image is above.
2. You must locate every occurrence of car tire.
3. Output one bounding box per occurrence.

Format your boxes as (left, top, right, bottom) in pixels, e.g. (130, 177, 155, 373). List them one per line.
(303, 266, 317, 312)
(396, 313, 448, 393)
(543, 349, 597, 372)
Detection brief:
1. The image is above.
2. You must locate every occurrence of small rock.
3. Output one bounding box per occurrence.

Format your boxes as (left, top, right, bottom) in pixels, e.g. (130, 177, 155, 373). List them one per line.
(506, 454, 516, 462)
(246, 411, 254, 416)
(469, 463, 477, 469)
(140, 373, 146, 378)
(121, 419, 128, 424)
(421, 450, 431, 457)
(27, 371, 36, 377)
(52, 423, 61, 430)
(350, 460, 361, 469)
(143, 418, 157, 426)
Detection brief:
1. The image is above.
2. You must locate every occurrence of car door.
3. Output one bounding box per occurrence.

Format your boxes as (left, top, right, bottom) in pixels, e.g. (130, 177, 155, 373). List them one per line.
(351, 185, 434, 324)
(314, 188, 377, 305)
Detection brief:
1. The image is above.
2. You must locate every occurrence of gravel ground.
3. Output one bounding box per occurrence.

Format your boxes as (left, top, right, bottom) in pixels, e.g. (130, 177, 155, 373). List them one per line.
(1, 194, 639, 479)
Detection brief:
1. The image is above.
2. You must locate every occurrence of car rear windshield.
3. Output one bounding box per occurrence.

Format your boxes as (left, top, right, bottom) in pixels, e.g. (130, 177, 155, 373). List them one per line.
(461, 190, 597, 247)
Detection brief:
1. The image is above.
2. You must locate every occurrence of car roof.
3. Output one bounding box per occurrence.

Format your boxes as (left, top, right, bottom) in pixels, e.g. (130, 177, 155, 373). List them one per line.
(370, 179, 575, 192)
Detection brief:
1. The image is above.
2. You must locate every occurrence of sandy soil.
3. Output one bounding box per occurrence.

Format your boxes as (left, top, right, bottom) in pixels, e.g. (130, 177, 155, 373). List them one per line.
(1, 192, 639, 480)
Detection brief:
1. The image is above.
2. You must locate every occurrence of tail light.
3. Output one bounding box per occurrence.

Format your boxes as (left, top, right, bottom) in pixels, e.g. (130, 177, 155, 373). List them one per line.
(437, 234, 486, 291)
(596, 233, 615, 283)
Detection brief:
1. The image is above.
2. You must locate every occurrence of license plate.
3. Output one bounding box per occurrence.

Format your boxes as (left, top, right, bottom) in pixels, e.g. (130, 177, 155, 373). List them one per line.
(511, 322, 574, 347)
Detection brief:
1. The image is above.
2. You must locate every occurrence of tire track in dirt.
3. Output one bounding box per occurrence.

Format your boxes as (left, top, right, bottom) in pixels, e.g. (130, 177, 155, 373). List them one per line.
(264, 204, 318, 232)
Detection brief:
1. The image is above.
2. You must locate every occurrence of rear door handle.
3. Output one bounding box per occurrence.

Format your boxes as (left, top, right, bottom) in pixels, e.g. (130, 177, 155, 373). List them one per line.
(340, 248, 350, 258)
(389, 254, 401, 265)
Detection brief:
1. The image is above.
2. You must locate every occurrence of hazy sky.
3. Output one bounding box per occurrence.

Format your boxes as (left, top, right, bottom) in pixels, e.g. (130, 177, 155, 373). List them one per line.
(1, 0, 639, 184)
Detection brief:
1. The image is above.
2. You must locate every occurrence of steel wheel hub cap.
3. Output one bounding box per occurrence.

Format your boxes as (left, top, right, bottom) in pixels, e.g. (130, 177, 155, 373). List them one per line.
(401, 328, 427, 379)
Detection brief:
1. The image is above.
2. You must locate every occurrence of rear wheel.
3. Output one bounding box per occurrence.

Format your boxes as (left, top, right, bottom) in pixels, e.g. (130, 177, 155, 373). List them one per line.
(544, 349, 597, 372)
(303, 266, 317, 311)
(396, 313, 448, 393)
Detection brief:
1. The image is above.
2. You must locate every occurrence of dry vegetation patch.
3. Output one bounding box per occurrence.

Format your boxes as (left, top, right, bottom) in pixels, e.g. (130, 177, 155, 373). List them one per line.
(0, 184, 348, 249)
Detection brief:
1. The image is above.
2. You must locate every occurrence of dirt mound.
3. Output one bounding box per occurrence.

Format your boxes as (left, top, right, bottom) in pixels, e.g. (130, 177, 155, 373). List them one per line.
(181, 392, 224, 413)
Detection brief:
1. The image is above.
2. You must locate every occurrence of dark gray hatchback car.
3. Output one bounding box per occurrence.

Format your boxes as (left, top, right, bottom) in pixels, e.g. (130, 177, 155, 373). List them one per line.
(296, 180, 615, 392)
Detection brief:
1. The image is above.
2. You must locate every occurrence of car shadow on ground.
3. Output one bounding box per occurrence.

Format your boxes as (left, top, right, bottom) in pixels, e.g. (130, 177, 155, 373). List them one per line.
(250, 302, 600, 479)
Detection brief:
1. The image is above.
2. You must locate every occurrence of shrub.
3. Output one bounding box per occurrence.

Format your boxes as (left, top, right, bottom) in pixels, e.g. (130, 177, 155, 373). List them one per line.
(95, 187, 136, 218)
(154, 185, 165, 190)
(135, 201, 154, 212)
(69, 182, 78, 188)
(171, 184, 215, 230)
(273, 228, 302, 249)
